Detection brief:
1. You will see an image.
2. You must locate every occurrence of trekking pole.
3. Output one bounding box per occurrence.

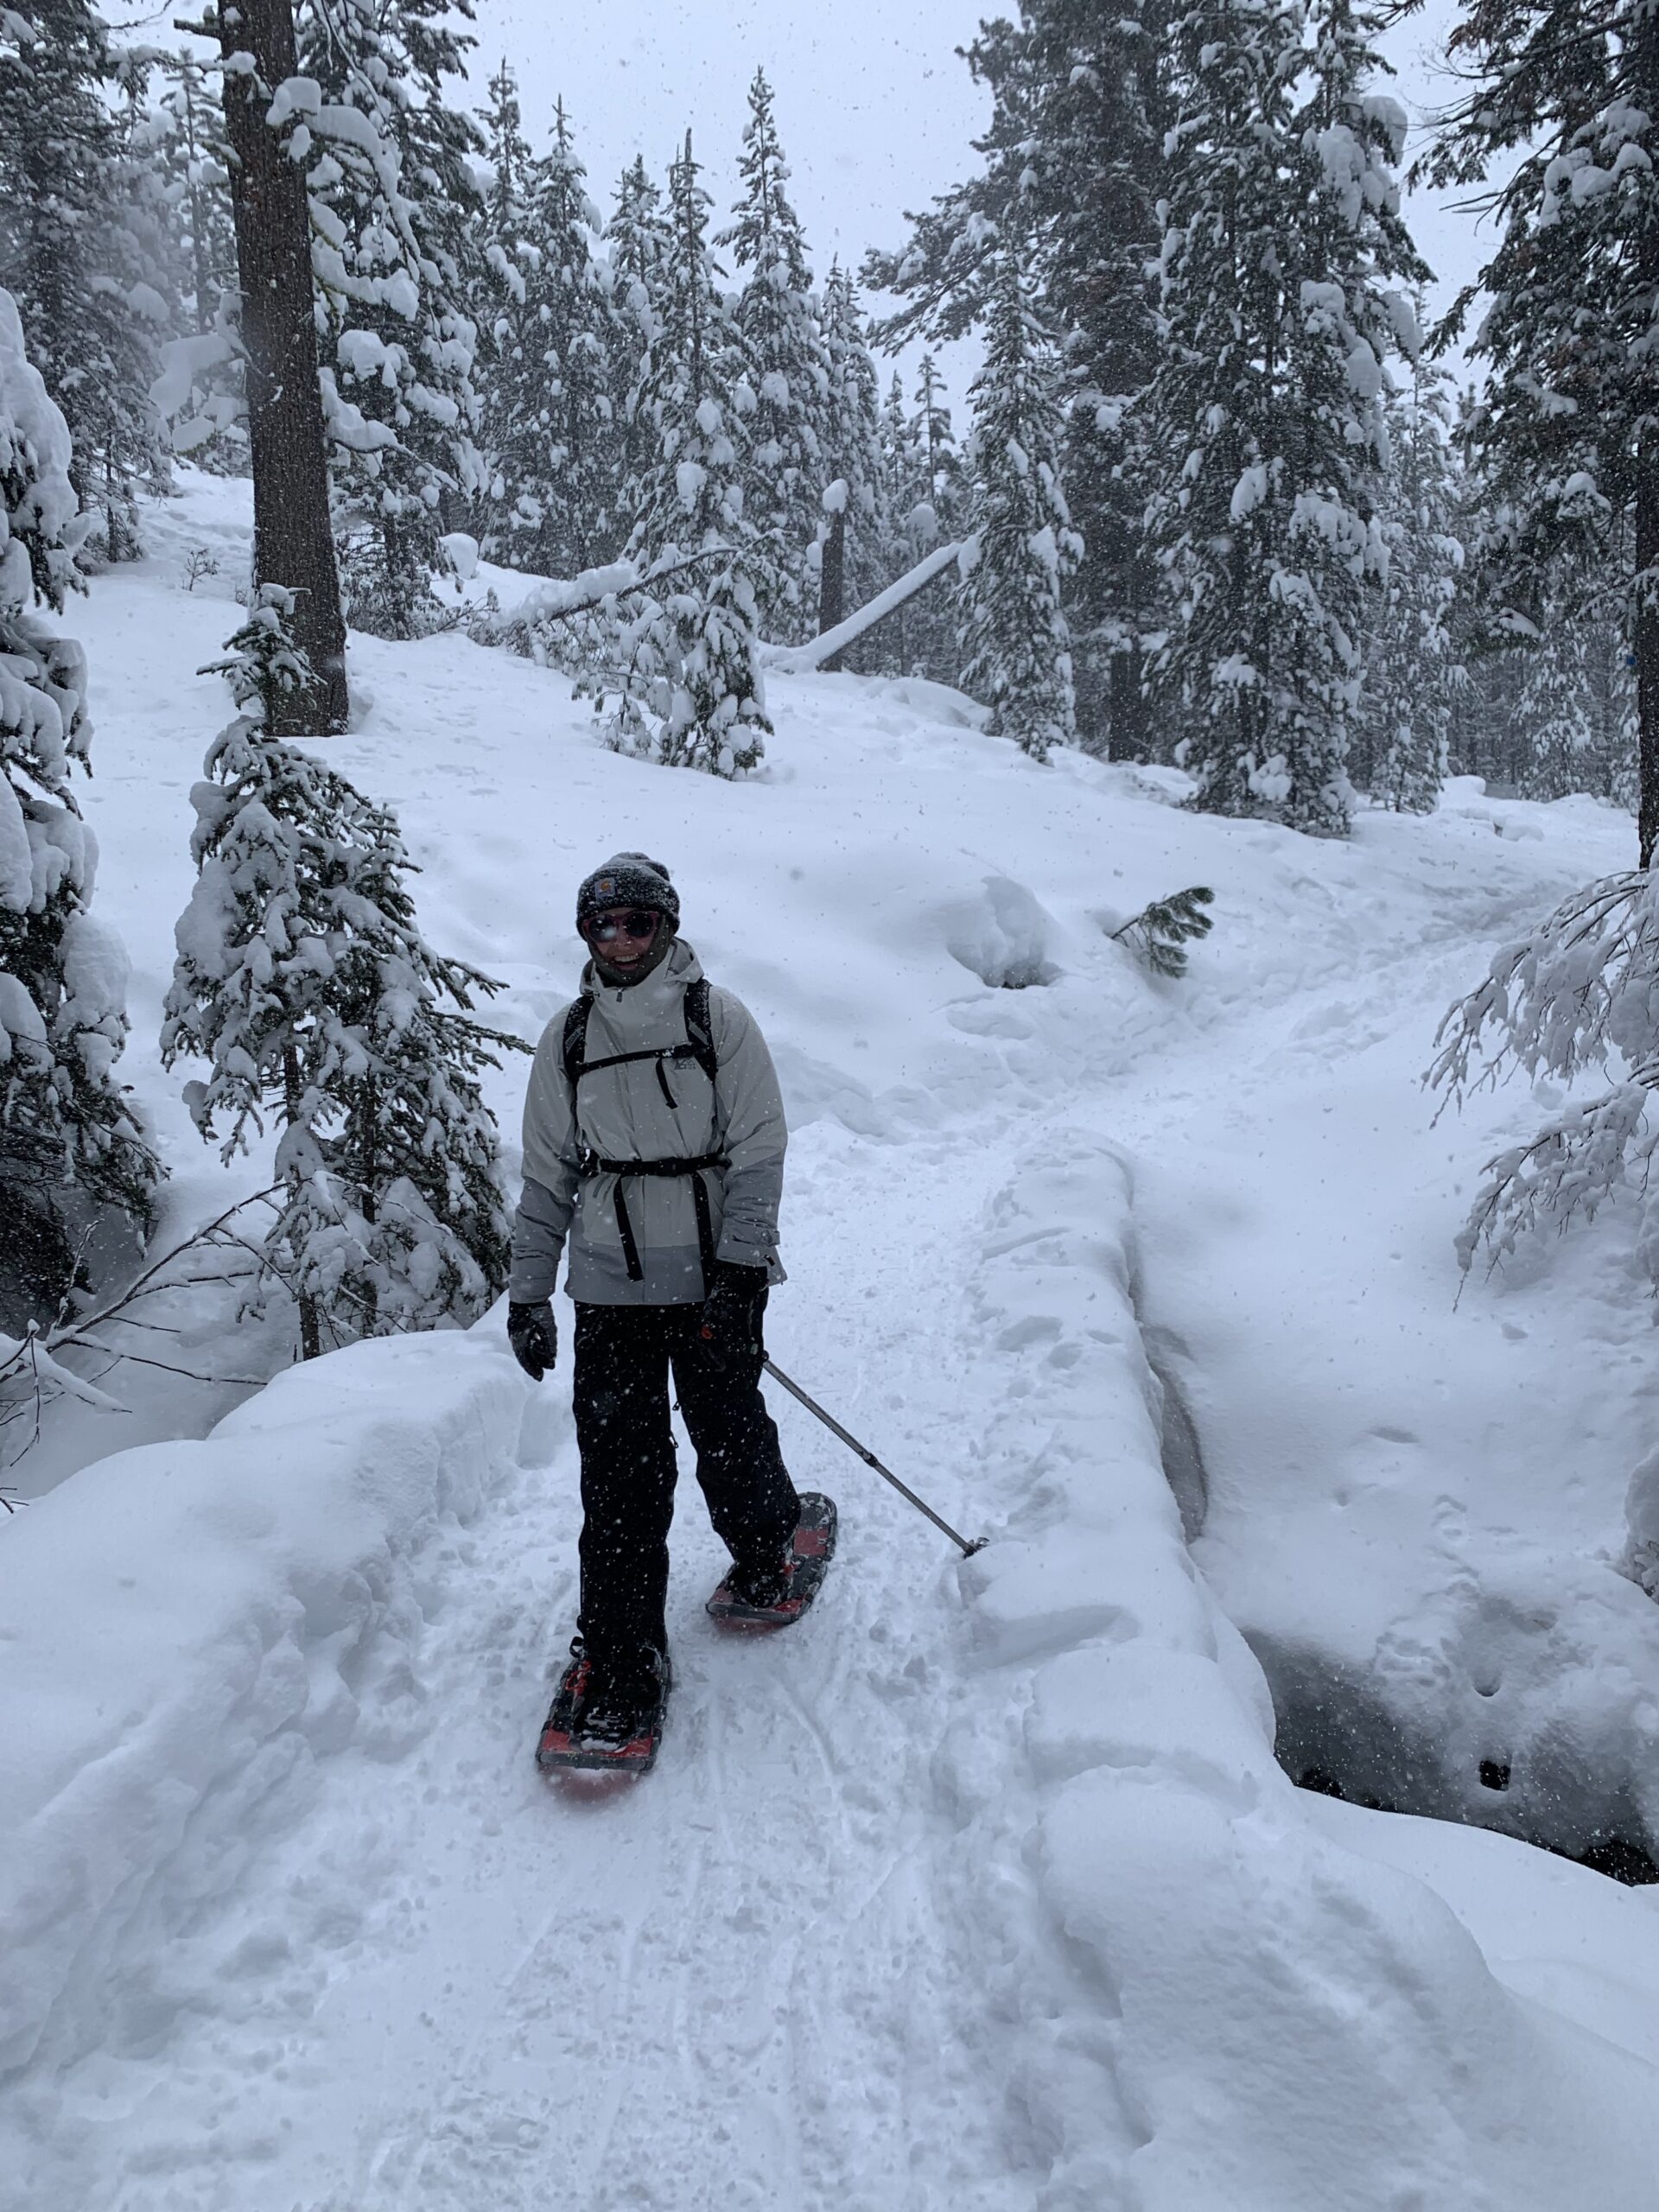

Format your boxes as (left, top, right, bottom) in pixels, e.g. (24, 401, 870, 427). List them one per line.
(763, 1357, 987, 1558)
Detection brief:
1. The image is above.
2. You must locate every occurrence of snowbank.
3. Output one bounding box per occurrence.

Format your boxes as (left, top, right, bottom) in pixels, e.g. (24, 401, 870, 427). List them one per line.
(957, 1137, 1659, 2209)
(1, 1326, 526, 2087)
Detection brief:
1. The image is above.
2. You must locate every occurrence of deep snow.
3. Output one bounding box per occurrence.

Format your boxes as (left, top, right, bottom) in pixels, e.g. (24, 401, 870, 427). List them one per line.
(7, 474, 1659, 2209)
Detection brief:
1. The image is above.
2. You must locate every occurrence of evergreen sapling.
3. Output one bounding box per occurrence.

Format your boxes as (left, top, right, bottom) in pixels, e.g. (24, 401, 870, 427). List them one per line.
(163, 588, 522, 1358)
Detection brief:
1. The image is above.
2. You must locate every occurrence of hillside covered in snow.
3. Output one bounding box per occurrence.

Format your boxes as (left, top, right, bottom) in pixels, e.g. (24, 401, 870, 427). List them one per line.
(6, 477, 1659, 2210)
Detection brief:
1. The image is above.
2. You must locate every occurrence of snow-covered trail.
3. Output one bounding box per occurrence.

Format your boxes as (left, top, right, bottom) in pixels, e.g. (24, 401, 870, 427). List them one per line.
(49, 1129, 1049, 2212)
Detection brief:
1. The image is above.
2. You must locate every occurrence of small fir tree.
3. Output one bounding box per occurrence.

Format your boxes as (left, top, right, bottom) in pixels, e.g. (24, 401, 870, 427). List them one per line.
(608, 133, 768, 777)
(957, 244, 1081, 762)
(163, 590, 520, 1358)
(0, 288, 157, 1322)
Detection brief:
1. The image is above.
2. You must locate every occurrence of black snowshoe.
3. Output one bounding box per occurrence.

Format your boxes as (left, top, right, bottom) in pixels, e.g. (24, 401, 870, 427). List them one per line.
(536, 1644, 671, 1776)
(707, 1492, 837, 1627)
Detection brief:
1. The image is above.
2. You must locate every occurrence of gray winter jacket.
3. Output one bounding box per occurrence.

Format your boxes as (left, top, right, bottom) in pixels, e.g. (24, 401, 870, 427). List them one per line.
(508, 938, 786, 1306)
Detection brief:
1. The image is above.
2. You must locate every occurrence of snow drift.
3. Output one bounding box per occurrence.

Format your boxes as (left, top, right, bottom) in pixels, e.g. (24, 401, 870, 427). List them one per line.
(3, 1329, 526, 2093)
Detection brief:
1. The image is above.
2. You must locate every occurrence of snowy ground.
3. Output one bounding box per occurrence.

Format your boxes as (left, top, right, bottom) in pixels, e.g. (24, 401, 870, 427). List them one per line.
(8, 474, 1659, 2209)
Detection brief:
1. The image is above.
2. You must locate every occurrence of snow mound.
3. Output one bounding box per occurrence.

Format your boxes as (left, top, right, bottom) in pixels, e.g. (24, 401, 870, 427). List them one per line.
(1, 1326, 526, 2091)
(953, 1140, 1659, 2208)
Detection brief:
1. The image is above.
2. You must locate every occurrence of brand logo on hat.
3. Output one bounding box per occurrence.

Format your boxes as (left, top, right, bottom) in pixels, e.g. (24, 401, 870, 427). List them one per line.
(594, 877, 616, 894)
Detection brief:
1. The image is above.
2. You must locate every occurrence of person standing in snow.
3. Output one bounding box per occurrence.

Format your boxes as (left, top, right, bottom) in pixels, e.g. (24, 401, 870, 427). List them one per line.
(507, 853, 822, 1758)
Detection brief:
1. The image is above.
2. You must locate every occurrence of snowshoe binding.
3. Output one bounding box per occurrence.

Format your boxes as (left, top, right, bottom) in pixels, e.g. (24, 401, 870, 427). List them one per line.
(536, 1644, 670, 1776)
(707, 1492, 837, 1627)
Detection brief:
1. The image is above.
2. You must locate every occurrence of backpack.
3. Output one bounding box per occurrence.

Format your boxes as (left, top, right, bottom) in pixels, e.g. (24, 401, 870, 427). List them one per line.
(560, 976, 722, 1284)
(560, 975, 717, 1104)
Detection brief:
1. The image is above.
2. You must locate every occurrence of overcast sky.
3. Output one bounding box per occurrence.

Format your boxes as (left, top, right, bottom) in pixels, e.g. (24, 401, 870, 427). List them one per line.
(468, 0, 1493, 383)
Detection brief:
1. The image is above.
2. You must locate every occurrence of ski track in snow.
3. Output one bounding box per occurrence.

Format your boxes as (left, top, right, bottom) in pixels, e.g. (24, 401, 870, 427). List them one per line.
(16, 476, 1659, 2207)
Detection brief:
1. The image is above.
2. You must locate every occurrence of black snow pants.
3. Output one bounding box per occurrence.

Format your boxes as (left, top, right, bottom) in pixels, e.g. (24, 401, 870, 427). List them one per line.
(570, 1298, 800, 1679)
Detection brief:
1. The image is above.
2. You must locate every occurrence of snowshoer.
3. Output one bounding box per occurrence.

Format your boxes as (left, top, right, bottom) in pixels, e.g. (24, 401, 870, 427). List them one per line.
(508, 853, 831, 1770)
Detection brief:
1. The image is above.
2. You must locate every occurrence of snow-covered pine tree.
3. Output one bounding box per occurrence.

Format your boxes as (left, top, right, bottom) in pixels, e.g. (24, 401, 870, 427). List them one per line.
(607, 132, 768, 777)
(720, 69, 829, 642)
(1141, 0, 1425, 836)
(1510, 596, 1637, 804)
(957, 241, 1081, 762)
(162, 590, 518, 1360)
(873, 371, 925, 671)
(1355, 353, 1463, 812)
(865, 0, 1174, 753)
(143, 51, 238, 350)
(816, 262, 887, 643)
(294, 0, 486, 637)
(472, 59, 531, 539)
(0, 288, 157, 1325)
(903, 353, 965, 682)
(0, 3, 169, 562)
(480, 56, 533, 249)
(1421, 0, 1659, 860)
(482, 97, 621, 577)
(606, 156, 674, 530)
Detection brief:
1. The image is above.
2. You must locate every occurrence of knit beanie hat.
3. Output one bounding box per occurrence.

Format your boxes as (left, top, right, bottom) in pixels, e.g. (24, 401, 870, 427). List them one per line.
(575, 852, 680, 931)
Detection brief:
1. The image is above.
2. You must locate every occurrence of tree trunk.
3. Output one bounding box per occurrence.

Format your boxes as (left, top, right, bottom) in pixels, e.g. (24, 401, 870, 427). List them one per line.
(817, 506, 847, 670)
(283, 1044, 321, 1360)
(219, 0, 348, 736)
(1638, 457, 1659, 867)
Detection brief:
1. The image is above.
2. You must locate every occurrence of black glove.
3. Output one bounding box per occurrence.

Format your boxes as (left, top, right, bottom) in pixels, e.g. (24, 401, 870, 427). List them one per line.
(697, 1261, 768, 1368)
(508, 1299, 556, 1381)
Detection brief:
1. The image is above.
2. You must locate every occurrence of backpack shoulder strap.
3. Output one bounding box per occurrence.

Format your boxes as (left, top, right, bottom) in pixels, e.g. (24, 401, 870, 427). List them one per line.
(683, 976, 718, 1086)
(561, 992, 594, 1095)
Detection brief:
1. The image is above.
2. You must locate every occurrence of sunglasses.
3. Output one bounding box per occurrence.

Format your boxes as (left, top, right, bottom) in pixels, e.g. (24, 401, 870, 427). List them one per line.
(584, 908, 662, 944)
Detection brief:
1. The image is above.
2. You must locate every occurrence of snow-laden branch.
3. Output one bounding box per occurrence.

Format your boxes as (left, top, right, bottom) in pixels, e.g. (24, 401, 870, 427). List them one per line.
(505, 545, 743, 630)
(765, 540, 966, 674)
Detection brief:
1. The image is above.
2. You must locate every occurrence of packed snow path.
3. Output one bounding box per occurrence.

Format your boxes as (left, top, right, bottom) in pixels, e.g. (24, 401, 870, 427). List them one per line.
(12, 480, 1659, 2209)
(67, 1138, 1028, 2212)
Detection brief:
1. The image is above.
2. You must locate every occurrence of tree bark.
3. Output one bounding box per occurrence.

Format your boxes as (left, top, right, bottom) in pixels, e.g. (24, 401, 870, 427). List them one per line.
(817, 506, 847, 670)
(283, 1043, 321, 1360)
(218, 0, 348, 735)
(1638, 456, 1659, 868)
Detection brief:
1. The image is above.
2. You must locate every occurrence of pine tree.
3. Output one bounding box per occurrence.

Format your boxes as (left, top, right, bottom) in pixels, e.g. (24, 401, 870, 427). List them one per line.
(295, 0, 486, 637)
(817, 263, 886, 640)
(607, 156, 674, 522)
(865, 0, 1175, 753)
(957, 244, 1081, 762)
(482, 98, 620, 577)
(1421, 0, 1659, 860)
(0, 3, 169, 562)
(0, 288, 157, 1324)
(163, 591, 518, 1359)
(721, 69, 828, 641)
(135, 51, 237, 346)
(608, 133, 767, 776)
(480, 57, 533, 247)
(1356, 355, 1464, 812)
(1141, 0, 1425, 836)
